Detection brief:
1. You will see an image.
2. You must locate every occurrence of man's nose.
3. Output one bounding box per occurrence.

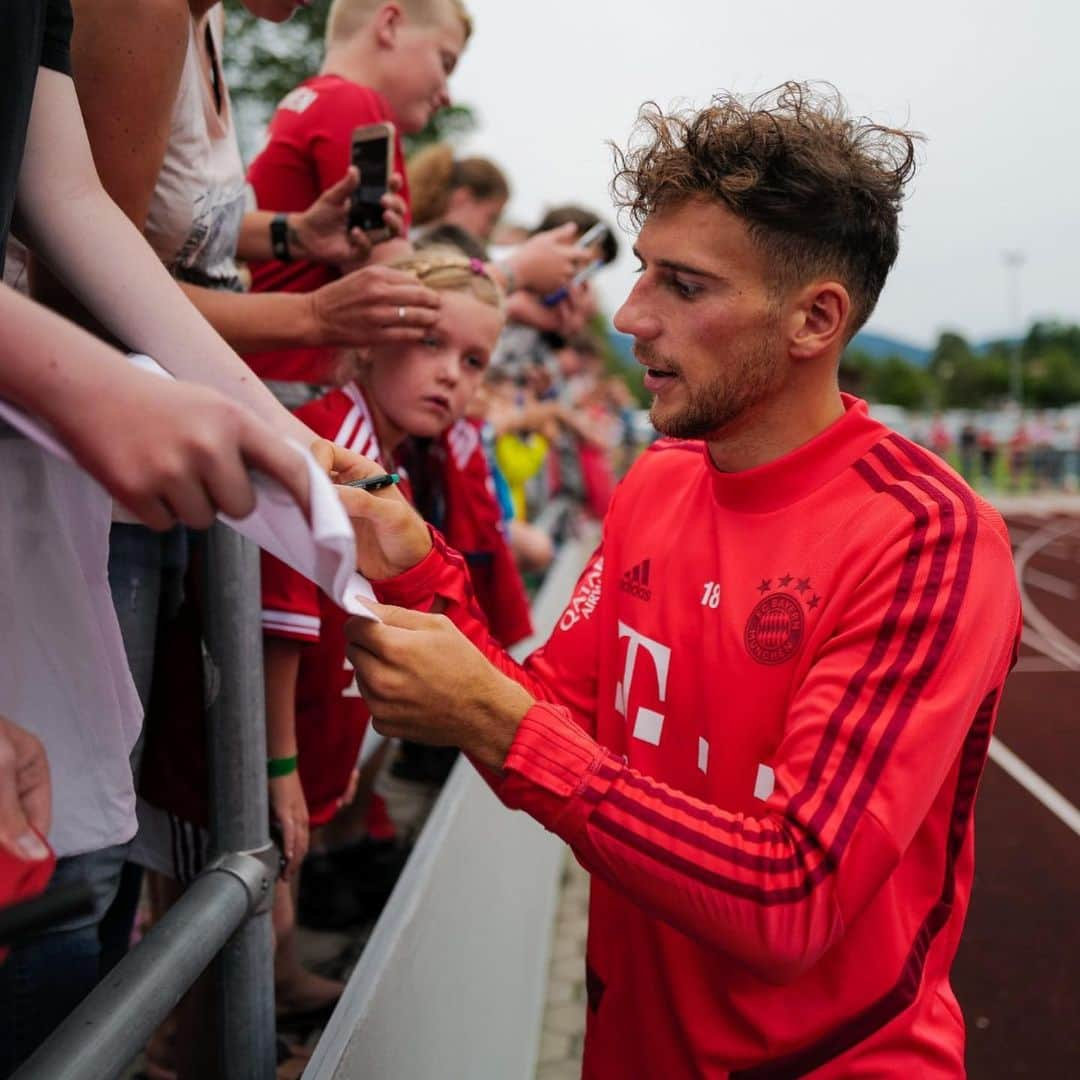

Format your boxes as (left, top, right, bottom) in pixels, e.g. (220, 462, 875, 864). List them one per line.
(613, 287, 661, 341)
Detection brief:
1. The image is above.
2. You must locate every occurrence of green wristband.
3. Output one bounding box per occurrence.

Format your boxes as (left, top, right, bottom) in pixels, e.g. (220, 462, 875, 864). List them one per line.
(267, 754, 298, 778)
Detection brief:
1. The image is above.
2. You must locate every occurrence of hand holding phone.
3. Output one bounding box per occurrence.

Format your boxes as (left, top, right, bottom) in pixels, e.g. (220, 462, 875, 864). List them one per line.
(542, 222, 611, 307)
(348, 122, 396, 243)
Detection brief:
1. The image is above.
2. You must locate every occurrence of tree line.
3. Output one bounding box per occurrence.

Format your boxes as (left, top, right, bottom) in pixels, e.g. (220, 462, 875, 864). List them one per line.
(841, 322, 1080, 410)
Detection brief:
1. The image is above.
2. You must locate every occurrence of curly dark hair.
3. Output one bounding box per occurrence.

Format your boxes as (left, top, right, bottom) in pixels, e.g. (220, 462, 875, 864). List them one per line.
(611, 82, 921, 336)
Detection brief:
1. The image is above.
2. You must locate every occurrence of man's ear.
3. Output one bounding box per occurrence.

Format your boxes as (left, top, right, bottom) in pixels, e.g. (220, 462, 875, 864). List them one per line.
(374, 2, 404, 48)
(788, 280, 851, 362)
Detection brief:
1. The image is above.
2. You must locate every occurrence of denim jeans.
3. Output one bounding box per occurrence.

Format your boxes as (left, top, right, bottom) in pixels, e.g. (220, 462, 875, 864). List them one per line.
(0, 848, 127, 1075)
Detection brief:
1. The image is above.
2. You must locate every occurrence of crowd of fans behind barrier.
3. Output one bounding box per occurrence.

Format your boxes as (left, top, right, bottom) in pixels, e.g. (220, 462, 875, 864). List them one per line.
(0, 0, 642, 1075)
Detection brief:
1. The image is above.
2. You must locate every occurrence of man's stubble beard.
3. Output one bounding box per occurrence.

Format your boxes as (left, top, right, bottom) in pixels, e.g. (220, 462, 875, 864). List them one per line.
(648, 326, 784, 441)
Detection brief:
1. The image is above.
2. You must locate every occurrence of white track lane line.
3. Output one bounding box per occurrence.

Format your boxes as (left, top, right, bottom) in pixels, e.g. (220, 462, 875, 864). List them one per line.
(1012, 655, 1069, 674)
(1013, 519, 1080, 670)
(988, 737, 1080, 838)
(1024, 567, 1078, 599)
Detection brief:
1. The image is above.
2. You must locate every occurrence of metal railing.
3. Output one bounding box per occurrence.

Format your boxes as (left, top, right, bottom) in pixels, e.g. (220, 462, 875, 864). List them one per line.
(16, 524, 279, 1080)
(14, 494, 596, 1078)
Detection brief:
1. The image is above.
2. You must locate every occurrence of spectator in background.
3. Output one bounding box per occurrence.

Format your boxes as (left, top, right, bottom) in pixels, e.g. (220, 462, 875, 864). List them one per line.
(958, 421, 978, 480)
(978, 426, 997, 486)
(260, 247, 507, 940)
(1009, 420, 1031, 491)
(491, 203, 618, 373)
(409, 143, 509, 244)
(929, 412, 952, 459)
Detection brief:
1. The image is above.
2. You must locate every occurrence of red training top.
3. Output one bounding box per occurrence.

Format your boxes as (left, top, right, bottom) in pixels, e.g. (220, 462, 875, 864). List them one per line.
(261, 383, 405, 826)
(245, 75, 411, 384)
(376, 396, 1021, 1078)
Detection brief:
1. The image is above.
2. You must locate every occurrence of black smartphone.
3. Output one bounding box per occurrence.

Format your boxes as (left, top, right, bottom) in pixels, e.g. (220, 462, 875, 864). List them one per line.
(348, 121, 395, 242)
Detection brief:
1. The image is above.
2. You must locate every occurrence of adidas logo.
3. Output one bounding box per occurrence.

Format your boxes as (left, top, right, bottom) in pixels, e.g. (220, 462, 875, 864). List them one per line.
(620, 558, 652, 601)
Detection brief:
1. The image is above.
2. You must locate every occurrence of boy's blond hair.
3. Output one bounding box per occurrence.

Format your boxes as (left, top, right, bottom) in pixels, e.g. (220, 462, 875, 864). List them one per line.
(326, 0, 472, 47)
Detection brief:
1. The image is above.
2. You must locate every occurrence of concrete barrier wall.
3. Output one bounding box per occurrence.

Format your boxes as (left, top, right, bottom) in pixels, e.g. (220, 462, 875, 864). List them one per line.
(305, 534, 594, 1080)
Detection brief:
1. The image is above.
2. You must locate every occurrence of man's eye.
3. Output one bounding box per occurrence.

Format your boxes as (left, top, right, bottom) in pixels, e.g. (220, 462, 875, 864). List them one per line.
(669, 275, 702, 300)
(423, 336, 441, 348)
(465, 353, 488, 372)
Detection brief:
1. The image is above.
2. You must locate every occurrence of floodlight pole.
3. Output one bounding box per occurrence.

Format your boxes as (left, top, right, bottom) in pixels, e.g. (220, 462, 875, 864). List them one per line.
(1002, 250, 1026, 408)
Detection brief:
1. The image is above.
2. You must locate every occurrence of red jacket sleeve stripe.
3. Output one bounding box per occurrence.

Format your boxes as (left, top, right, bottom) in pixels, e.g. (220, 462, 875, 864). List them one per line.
(819, 440, 977, 861)
(785, 448, 937, 833)
(796, 441, 972, 860)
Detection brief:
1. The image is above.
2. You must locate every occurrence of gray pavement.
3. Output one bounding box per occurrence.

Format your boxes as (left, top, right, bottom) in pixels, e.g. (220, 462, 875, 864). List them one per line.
(534, 852, 588, 1080)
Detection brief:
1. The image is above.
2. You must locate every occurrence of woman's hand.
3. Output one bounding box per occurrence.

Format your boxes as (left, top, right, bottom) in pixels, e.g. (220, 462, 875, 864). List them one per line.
(308, 264, 440, 348)
(292, 169, 408, 268)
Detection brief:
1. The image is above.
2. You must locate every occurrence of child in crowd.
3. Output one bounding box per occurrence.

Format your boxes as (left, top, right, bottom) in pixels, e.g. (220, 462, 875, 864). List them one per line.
(409, 144, 510, 244)
(258, 246, 505, 1000)
(244, 0, 473, 388)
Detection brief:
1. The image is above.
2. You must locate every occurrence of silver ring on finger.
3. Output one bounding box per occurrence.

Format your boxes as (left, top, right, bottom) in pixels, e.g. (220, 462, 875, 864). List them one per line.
(398, 306, 406, 321)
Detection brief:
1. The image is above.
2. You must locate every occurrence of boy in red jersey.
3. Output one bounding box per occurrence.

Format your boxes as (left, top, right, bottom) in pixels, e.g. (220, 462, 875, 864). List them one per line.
(340, 84, 1022, 1078)
(245, 0, 471, 386)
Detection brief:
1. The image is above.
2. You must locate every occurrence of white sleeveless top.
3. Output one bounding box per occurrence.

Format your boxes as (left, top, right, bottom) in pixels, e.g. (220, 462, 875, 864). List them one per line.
(2, 250, 142, 859)
(144, 7, 248, 292)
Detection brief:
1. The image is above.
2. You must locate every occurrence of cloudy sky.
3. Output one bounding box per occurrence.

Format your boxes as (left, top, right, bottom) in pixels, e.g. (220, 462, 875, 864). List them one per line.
(449, 0, 1079, 346)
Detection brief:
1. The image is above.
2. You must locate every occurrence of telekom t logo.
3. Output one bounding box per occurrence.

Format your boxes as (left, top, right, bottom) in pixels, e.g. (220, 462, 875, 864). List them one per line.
(614, 620, 671, 745)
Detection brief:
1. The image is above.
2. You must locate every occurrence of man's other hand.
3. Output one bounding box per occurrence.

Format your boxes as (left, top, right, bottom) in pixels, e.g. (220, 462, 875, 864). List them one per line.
(344, 603, 534, 771)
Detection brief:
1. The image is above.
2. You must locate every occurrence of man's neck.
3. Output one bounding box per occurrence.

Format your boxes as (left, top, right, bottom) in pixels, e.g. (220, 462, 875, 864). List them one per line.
(705, 383, 845, 473)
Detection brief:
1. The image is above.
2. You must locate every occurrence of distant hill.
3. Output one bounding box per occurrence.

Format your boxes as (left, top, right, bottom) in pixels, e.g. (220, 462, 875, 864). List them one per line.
(849, 332, 931, 366)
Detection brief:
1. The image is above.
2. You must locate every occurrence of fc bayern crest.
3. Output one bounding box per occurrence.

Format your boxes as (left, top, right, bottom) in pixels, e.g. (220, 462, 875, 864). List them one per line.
(745, 593, 804, 665)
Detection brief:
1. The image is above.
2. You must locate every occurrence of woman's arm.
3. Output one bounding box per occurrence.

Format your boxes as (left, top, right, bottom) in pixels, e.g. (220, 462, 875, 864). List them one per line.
(0, 283, 310, 526)
(27, 0, 188, 340)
